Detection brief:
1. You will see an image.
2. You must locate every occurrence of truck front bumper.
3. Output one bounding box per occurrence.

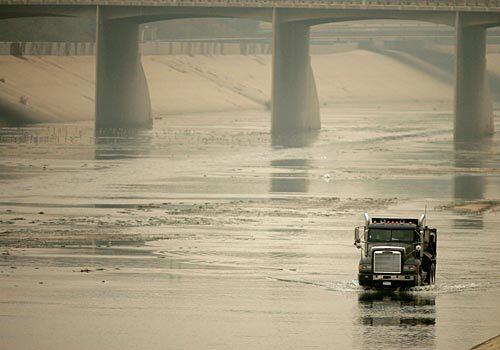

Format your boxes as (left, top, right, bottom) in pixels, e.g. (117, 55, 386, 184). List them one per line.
(358, 273, 415, 288)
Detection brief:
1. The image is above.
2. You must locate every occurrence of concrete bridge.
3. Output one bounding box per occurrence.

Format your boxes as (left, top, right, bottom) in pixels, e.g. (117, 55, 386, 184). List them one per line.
(1, 1, 500, 139)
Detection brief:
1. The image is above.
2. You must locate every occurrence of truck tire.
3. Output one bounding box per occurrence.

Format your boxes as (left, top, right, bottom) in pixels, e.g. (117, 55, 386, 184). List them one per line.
(414, 269, 422, 287)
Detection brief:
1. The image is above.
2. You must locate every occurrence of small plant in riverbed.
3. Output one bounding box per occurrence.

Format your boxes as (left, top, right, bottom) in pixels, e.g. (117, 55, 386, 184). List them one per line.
(19, 95, 28, 105)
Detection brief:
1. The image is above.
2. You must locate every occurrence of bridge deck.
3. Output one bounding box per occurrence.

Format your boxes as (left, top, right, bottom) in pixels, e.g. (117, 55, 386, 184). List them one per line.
(0, 0, 499, 12)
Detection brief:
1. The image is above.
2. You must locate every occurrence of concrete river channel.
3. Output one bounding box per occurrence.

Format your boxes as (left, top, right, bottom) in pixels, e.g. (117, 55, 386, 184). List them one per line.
(0, 108, 499, 349)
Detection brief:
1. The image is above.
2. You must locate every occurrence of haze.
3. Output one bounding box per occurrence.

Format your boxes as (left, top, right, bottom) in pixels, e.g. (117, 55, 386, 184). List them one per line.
(1, 3, 499, 350)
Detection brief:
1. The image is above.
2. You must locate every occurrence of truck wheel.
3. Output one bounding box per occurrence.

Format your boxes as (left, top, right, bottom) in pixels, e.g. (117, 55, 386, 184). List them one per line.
(430, 264, 436, 285)
(414, 269, 422, 287)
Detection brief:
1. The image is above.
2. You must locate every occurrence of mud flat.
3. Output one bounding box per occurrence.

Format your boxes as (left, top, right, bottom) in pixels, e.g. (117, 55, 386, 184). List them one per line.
(0, 197, 397, 248)
(3, 50, 497, 124)
(439, 200, 500, 214)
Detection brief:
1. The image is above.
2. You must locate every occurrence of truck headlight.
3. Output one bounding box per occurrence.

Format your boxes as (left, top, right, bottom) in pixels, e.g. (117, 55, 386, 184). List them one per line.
(359, 264, 371, 272)
(403, 264, 417, 272)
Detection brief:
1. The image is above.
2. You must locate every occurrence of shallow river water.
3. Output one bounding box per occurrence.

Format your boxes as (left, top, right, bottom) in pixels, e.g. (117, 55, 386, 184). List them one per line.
(0, 108, 499, 350)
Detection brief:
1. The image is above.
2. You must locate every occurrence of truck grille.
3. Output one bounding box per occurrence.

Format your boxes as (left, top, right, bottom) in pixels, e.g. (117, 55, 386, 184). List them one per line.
(373, 251, 401, 274)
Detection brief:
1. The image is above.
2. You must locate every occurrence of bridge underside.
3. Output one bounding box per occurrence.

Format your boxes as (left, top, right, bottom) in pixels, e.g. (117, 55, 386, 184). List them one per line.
(1, 4, 500, 139)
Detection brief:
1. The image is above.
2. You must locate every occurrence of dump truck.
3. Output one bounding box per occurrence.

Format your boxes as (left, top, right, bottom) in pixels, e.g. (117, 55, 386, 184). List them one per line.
(354, 213, 437, 289)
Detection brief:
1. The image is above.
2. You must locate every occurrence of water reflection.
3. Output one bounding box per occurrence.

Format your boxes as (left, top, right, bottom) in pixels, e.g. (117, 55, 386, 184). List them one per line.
(357, 291, 435, 350)
(271, 131, 319, 149)
(453, 140, 493, 229)
(269, 132, 318, 194)
(270, 158, 310, 193)
(94, 128, 152, 160)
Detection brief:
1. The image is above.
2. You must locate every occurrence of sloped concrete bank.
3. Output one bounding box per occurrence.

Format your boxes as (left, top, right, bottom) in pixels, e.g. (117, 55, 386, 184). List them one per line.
(1, 51, 499, 125)
(470, 334, 500, 350)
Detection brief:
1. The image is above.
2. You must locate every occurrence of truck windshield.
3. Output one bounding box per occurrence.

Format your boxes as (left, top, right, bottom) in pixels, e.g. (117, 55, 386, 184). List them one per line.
(368, 229, 416, 243)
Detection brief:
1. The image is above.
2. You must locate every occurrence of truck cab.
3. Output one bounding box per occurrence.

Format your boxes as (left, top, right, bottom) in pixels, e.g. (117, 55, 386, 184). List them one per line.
(355, 213, 437, 289)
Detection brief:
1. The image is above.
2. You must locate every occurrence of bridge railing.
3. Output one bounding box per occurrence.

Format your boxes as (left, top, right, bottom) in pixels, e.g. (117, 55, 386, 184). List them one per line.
(267, 0, 500, 8)
(0, 40, 273, 56)
(0, 42, 95, 56)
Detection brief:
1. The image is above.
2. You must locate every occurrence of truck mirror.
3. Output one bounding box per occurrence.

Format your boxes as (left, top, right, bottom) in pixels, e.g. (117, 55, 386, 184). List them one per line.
(415, 244, 421, 259)
(354, 227, 360, 243)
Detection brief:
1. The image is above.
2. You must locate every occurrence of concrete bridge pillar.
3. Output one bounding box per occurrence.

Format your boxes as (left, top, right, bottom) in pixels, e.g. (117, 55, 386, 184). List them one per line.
(454, 13, 494, 140)
(271, 10, 320, 134)
(95, 7, 152, 129)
